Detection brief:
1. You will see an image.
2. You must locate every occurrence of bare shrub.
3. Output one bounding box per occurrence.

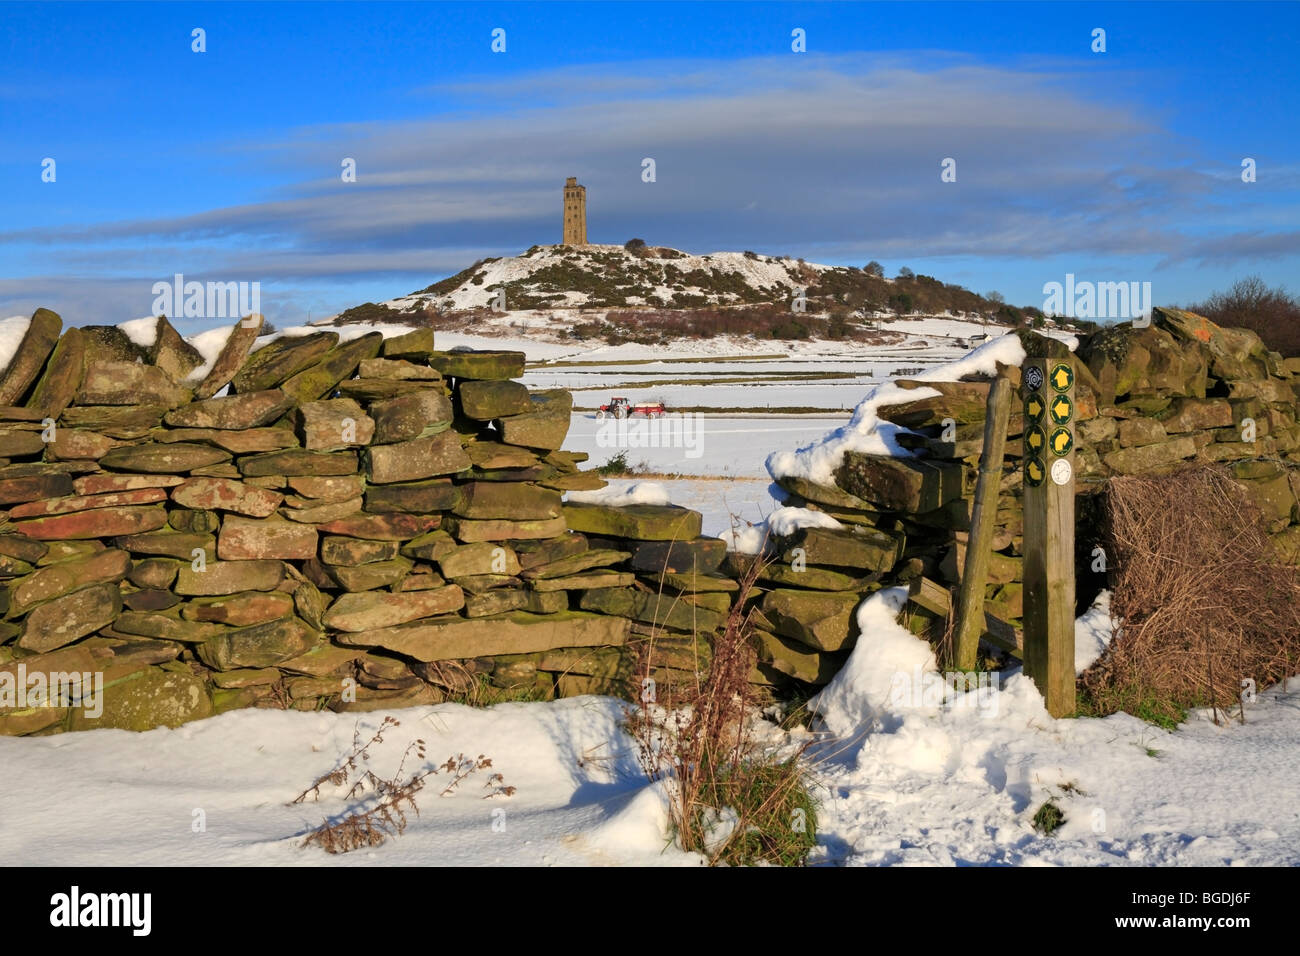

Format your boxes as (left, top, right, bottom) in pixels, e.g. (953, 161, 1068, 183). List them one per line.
(294, 716, 515, 854)
(1082, 466, 1300, 726)
(629, 543, 817, 865)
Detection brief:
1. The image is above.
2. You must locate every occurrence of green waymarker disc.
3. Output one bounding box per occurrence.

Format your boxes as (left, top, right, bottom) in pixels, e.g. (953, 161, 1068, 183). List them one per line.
(1025, 394, 1046, 423)
(1049, 394, 1073, 425)
(1050, 363, 1074, 392)
(1025, 425, 1047, 455)
(1049, 426, 1073, 457)
(1025, 455, 1046, 487)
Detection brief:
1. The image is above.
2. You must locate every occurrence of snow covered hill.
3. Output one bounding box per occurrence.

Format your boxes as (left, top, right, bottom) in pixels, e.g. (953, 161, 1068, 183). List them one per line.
(323, 244, 1031, 346)
(361, 244, 839, 314)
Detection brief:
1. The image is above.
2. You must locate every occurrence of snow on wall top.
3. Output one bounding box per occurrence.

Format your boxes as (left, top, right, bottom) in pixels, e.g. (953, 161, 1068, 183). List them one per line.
(0, 316, 32, 377)
(766, 333, 1029, 486)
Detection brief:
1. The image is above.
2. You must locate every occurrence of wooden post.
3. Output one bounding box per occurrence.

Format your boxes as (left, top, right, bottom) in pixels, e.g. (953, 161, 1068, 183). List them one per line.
(953, 375, 1012, 670)
(1021, 356, 1076, 717)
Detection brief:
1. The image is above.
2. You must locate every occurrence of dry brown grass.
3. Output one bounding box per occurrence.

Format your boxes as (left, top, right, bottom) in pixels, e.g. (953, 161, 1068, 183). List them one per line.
(1081, 466, 1300, 725)
(628, 543, 817, 865)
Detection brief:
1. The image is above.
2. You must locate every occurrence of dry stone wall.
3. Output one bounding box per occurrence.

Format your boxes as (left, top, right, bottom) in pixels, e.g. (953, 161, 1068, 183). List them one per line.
(0, 311, 739, 735)
(762, 307, 1300, 677)
(3, 305, 1296, 735)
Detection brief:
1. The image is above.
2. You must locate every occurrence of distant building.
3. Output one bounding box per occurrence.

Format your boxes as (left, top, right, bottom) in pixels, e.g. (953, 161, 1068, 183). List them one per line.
(562, 177, 587, 246)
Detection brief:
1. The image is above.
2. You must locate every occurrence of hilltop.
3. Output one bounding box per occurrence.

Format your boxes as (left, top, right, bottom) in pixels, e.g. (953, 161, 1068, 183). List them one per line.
(327, 243, 1042, 346)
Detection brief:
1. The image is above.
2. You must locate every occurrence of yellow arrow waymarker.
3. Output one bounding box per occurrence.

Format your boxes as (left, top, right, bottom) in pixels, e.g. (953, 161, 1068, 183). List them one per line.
(1050, 363, 1074, 391)
(1050, 395, 1073, 424)
(1026, 425, 1046, 451)
(1025, 456, 1046, 487)
(1026, 396, 1045, 421)
(1050, 426, 1073, 456)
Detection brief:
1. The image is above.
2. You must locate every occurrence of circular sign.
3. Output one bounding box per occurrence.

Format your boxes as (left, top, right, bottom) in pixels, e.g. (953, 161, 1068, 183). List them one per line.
(1051, 458, 1073, 486)
(1049, 426, 1073, 457)
(1024, 366, 1044, 391)
(1025, 425, 1047, 455)
(1049, 394, 1073, 425)
(1025, 394, 1046, 423)
(1050, 363, 1074, 392)
(1025, 456, 1046, 487)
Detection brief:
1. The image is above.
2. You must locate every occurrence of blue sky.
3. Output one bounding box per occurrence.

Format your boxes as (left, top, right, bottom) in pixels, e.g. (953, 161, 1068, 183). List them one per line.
(2, 1, 1298, 331)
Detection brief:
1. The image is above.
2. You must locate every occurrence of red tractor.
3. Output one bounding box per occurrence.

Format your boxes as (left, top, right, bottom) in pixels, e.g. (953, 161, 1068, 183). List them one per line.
(596, 396, 667, 419)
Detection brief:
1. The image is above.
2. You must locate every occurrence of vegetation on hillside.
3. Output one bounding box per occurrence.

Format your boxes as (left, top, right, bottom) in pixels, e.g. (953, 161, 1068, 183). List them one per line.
(1188, 276, 1300, 356)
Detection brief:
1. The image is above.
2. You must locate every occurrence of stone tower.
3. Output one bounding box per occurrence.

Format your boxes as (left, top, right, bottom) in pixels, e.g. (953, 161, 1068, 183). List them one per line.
(562, 177, 587, 246)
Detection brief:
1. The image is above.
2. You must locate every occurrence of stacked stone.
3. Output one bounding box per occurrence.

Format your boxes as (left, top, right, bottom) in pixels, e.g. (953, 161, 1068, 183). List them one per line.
(0, 309, 728, 735)
(563, 501, 724, 697)
(773, 307, 1300, 661)
(6, 303, 1297, 734)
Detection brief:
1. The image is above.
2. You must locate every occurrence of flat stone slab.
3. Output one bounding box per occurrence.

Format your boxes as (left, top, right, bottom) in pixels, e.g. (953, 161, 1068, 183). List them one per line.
(437, 542, 522, 578)
(116, 530, 214, 560)
(15, 506, 168, 541)
(28, 325, 84, 418)
(428, 349, 525, 381)
(9, 548, 130, 616)
(197, 617, 320, 670)
(580, 587, 726, 632)
(238, 449, 357, 477)
(834, 452, 965, 513)
(760, 589, 861, 651)
(59, 404, 167, 440)
(100, 443, 232, 474)
(522, 548, 629, 580)
(444, 515, 567, 542)
(458, 380, 532, 420)
(369, 390, 454, 445)
(380, 328, 435, 358)
(452, 481, 562, 520)
(279, 332, 383, 404)
(232, 331, 338, 393)
(181, 591, 295, 627)
(316, 512, 440, 541)
(164, 389, 294, 430)
(774, 524, 903, 573)
(334, 610, 629, 662)
(562, 502, 702, 541)
(288, 475, 365, 501)
(218, 516, 318, 560)
(172, 477, 283, 517)
(76, 361, 190, 408)
(0, 473, 74, 505)
(366, 431, 470, 483)
(73, 474, 185, 495)
(322, 585, 465, 632)
(175, 559, 285, 596)
(8, 488, 168, 519)
(320, 536, 400, 566)
(630, 538, 727, 575)
(18, 583, 122, 653)
(364, 478, 461, 514)
(296, 398, 375, 450)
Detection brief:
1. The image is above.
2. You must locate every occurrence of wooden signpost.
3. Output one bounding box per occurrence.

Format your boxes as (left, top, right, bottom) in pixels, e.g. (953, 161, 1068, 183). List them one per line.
(1021, 357, 1076, 717)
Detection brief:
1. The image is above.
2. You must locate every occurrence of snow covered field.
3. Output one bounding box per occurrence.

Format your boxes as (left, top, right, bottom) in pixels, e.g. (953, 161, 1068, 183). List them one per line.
(4, 593, 1297, 867)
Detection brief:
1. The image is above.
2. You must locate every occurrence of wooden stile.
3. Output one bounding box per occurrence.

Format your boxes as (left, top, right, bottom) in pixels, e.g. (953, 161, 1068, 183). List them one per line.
(953, 375, 1012, 670)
